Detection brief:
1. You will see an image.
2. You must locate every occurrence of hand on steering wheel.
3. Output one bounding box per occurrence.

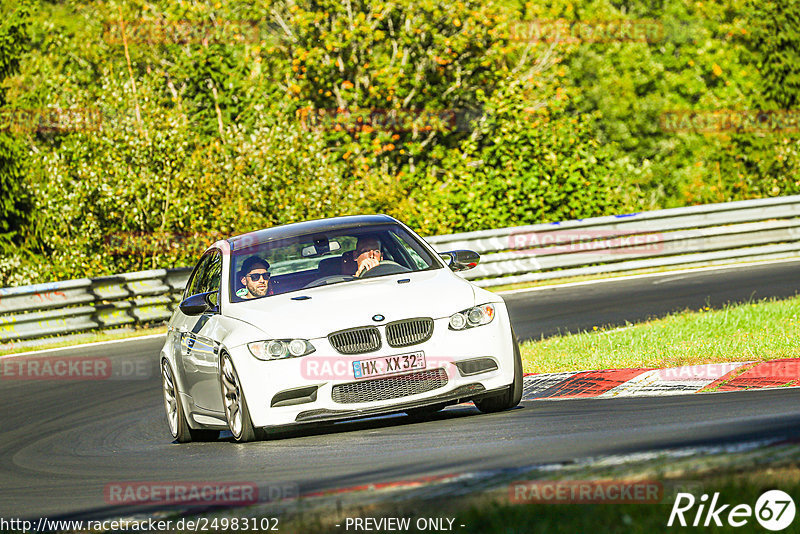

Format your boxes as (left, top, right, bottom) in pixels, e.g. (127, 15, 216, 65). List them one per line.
(357, 261, 412, 278)
(355, 255, 381, 277)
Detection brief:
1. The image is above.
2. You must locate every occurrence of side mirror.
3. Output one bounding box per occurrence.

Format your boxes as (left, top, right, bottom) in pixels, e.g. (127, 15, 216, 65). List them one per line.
(179, 291, 217, 316)
(440, 250, 480, 272)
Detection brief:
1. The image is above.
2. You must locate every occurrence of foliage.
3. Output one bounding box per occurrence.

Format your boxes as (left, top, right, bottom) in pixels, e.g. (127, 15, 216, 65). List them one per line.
(32, 79, 351, 276)
(745, 0, 800, 110)
(407, 80, 621, 234)
(270, 0, 513, 176)
(1, 0, 798, 285)
(717, 0, 800, 202)
(0, 1, 33, 249)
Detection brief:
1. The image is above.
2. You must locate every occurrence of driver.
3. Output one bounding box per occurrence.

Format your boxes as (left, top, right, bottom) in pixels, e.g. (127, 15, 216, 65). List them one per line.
(354, 236, 383, 277)
(238, 256, 272, 299)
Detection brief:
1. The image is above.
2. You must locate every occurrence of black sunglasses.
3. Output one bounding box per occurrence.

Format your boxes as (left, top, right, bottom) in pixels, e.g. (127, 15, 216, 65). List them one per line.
(247, 273, 270, 281)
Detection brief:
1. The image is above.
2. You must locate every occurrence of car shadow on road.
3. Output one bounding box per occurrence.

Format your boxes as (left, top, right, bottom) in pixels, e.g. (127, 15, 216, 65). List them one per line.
(215, 403, 521, 443)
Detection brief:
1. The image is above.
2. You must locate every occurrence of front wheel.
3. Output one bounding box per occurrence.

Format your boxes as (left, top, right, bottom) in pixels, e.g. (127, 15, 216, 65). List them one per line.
(220, 353, 261, 443)
(474, 330, 523, 414)
(161, 360, 219, 443)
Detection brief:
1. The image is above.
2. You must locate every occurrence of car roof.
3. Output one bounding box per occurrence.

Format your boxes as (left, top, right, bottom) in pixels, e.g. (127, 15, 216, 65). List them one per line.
(227, 214, 399, 251)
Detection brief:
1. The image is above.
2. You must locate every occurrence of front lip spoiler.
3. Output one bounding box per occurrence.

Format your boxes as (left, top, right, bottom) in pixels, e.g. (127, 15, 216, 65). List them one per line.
(292, 383, 509, 424)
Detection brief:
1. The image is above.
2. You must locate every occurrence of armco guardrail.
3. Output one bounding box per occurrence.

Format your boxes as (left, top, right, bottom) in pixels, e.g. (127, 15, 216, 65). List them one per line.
(2, 195, 800, 342)
(0, 270, 191, 342)
(426, 194, 800, 287)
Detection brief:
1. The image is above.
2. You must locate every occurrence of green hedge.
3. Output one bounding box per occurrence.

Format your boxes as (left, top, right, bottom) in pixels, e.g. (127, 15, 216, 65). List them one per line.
(1, 0, 798, 285)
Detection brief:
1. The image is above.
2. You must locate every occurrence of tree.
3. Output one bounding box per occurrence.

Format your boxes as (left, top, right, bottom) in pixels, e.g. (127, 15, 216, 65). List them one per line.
(719, 0, 800, 201)
(0, 1, 32, 248)
(746, 0, 800, 110)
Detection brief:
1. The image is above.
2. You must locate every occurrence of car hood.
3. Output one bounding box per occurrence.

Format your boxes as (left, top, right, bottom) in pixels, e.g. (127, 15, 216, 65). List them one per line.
(224, 269, 478, 339)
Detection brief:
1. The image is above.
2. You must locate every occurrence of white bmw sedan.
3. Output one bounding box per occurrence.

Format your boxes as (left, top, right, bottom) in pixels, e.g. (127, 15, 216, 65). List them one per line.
(160, 215, 522, 442)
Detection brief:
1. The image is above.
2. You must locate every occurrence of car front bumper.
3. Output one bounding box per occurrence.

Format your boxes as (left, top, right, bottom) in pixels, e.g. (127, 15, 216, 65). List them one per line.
(231, 304, 516, 429)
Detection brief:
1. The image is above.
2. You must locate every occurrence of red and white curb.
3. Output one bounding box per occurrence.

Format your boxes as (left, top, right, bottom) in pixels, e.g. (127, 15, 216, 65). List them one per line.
(522, 358, 800, 400)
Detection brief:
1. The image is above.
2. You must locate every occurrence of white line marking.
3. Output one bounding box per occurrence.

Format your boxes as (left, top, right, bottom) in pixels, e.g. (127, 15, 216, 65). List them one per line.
(651, 275, 689, 285)
(0, 333, 166, 360)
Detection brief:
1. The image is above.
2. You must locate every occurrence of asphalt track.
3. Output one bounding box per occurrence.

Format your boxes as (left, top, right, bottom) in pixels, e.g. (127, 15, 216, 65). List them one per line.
(1, 260, 799, 521)
(504, 259, 800, 341)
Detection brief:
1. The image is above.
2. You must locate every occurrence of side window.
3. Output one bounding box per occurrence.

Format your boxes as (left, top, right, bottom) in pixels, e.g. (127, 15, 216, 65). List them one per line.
(379, 238, 397, 262)
(183, 254, 210, 300)
(390, 228, 437, 270)
(182, 251, 222, 309)
(384, 232, 419, 269)
(398, 240, 428, 270)
(202, 251, 223, 307)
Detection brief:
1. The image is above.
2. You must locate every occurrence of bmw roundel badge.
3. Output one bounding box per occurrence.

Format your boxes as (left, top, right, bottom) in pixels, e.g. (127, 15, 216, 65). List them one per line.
(372, 314, 385, 322)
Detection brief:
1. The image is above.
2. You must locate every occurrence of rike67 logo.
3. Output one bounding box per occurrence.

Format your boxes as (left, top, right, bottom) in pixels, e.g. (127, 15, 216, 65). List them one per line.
(668, 490, 796, 531)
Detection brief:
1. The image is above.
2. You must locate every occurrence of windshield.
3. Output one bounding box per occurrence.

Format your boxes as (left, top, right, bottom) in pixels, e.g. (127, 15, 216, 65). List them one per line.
(229, 223, 441, 302)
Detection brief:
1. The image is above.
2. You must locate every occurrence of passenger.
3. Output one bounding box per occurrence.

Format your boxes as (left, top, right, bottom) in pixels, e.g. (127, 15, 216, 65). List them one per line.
(354, 236, 383, 277)
(237, 257, 272, 299)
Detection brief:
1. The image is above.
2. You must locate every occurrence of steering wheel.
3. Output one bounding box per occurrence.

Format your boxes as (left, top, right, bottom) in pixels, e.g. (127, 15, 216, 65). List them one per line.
(358, 261, 412, 278)
(303, 275, 356, 289)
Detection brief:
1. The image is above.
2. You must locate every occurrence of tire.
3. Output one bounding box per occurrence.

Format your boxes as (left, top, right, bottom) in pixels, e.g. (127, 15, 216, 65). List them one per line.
(220, 353, 261, 443)
(474, 329, 523, 414)
(162, 360, 220, 443)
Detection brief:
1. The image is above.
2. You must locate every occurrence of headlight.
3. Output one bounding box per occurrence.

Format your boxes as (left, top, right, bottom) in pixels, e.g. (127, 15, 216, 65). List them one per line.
(248, 339, 315, 360)
(288, 339, 308, 357)
(267, 340, 285, 358)
(449, 312, 467, 330)
(449, 304, 495, 330)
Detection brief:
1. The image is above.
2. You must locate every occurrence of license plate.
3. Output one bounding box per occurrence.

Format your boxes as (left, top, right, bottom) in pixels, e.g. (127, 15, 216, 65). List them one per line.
(352, 351, 426, 380)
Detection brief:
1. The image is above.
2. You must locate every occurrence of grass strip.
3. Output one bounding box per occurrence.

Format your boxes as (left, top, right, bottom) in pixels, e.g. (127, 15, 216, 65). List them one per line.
(0, 325, 167, 355)
(269, 463, 800, 534)
(520, 296, 800, 374)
